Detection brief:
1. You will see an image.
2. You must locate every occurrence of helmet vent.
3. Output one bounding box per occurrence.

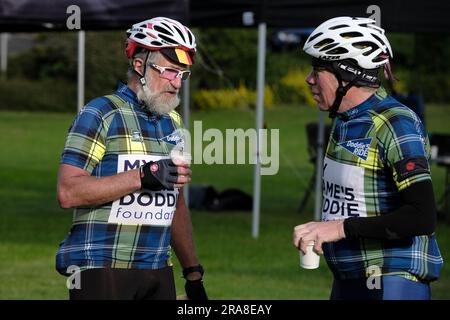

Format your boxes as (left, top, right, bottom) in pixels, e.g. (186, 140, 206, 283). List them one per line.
(173, 25, 186, 42)
(159, 34, 178, 45)
(352, 41, 374, 50)
(319, 43, 338, 52)
(340, 32, 363, 38)
(327, 47, 349, 55)
(314, 38, 333, 49)
(150, 41, 163, 46)
(307, 32, 323, 43)
(329, 24, 349, 30)
(372, 55, 385, 63)
(160, 22, 172, 33)
(154, 25, 171, 35)
(135, 33, 146, 39)
(371, 34, 386, 47)
(363, 47, 377, 56)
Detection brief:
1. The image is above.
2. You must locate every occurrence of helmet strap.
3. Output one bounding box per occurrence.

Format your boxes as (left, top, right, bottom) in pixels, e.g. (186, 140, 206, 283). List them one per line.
(133, 50, 150, 87)
(328, 64, 361, 119)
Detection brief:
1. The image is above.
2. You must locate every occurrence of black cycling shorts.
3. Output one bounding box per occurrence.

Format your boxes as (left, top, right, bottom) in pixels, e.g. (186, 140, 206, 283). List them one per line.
(69, 266, 176, 300)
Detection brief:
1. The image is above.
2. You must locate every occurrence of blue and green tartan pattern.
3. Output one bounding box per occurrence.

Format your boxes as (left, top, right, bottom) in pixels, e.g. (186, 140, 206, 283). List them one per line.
(56, 83, 183, 274)
(322, 87, 443, 282)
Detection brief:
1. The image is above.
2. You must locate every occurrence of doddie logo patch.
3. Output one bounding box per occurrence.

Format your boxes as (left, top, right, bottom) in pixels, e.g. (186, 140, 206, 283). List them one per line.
(339, 138, 372, 161)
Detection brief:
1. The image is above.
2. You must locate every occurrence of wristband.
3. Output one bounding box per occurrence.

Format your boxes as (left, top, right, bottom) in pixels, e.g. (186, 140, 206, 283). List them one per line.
(182, 264, 204, 279)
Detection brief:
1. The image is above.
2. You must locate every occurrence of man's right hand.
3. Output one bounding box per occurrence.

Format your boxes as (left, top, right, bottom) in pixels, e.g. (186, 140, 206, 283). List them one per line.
(140, 159, 179, 190)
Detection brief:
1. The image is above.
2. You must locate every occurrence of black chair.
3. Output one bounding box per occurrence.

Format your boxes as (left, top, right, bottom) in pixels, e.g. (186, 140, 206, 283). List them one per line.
(298, 122, 332, 213)
(429, 133, 450, 223)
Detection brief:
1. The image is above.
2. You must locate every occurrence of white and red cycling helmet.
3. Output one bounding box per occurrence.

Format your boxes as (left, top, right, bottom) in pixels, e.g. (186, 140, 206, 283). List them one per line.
(125, 17, 196, 65)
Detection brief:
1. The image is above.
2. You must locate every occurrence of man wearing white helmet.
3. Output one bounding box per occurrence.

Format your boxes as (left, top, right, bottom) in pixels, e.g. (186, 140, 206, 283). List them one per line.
(55, 17, 207, 300)
(293, 17, 443, 299)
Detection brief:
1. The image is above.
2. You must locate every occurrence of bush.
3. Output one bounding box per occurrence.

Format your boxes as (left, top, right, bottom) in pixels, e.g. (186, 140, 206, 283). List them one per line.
(273, 68, 315, 106)
(8, 33, 77, 81)
(193, 84, 274, 110)
(193, 28, 258, 89)
(8, 31, 128, 103)
(0, 78, 76, 112)
(387, 68, 410, 95)
(384, 68, 450, 104)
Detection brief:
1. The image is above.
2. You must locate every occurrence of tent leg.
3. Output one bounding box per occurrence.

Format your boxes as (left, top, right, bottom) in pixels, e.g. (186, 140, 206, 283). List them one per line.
(77, 30, 85, 112)
(0, 33, 8, 80)
(298, 168, 316, 214)
(252, 22, 267, 239)
(313, 112, 325, 221)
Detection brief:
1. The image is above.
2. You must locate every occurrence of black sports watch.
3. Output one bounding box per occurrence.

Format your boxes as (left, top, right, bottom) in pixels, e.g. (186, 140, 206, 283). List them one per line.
(182, 264, 204, 279)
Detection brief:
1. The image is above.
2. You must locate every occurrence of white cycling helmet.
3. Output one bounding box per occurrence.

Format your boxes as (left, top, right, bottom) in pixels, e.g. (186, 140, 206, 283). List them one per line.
(125, 17, 196, 65)
(303, 16, 392, 69)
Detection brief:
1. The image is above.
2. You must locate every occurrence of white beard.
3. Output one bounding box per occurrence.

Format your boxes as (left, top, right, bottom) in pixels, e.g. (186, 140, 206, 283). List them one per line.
(136, 83, 180, 115)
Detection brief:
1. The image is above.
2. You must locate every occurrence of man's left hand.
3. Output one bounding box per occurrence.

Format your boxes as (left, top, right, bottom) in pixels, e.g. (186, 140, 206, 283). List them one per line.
(185, 279, 208, 301)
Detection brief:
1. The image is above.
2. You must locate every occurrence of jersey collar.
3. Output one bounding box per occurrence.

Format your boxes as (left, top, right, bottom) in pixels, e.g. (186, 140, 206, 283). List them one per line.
(337, 87, 388, 121)
(115, 81, 140, 106)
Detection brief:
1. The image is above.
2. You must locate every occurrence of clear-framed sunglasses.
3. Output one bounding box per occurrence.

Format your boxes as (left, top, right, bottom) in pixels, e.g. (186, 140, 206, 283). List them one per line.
(150, 63, 191, 81)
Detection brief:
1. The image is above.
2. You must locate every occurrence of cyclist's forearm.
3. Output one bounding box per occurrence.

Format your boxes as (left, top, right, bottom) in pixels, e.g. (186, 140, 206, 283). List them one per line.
(344, 180, 436, 239)
(57, 165, 141, 208)
(171, 190, 200, 269)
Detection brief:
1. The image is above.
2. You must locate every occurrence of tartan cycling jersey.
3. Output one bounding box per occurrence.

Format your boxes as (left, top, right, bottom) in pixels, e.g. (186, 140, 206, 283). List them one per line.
(56, 82, 185, 274)
(322, 87, 443, 282)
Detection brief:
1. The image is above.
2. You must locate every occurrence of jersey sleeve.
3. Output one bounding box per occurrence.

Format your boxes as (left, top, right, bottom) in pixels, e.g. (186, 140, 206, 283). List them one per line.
(60, 100, 108, 174)
(377, 108, 431, 191)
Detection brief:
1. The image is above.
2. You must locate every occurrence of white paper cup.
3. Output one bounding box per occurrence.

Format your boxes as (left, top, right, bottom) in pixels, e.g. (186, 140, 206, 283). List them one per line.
(299, 242, 320, 269)
(170, 149, 192, 165)
(431, 145, 438, 160)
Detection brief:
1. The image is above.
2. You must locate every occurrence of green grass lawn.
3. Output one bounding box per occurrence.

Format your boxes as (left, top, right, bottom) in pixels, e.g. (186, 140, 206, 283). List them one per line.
(1, 104, 449, 299)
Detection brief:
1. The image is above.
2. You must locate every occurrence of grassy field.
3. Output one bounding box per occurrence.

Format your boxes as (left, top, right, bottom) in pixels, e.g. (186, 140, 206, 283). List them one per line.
(1, 104, 449, 299)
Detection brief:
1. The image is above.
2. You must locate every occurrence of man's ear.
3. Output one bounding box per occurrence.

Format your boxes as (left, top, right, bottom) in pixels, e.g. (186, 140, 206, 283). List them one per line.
(132, 58, 145, 76)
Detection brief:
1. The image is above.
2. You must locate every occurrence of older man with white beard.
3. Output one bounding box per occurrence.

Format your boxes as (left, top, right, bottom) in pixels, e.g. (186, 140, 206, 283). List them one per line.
(131, 50, 184, 115)
(55, 17, 207, 301)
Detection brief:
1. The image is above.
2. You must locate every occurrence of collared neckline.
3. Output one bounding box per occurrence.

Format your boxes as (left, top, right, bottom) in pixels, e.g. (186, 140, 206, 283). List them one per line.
(115, 81, 140, 106)
(337, 87, 387, 121)
(115, 81, 162, 118)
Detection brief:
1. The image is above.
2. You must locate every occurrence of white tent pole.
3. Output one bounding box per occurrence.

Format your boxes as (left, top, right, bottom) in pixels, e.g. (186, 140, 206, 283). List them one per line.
(314, 112, 325, 221)
(77, 30, 85, 112)
(182, 78, 190, 207)
(252, 22, 267, 239)
(0, 33, 8, 80)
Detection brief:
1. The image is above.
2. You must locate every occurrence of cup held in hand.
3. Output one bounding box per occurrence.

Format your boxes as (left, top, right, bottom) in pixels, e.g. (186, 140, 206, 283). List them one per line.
(170, 149, 192, 166)
(299, 242, 320, 269)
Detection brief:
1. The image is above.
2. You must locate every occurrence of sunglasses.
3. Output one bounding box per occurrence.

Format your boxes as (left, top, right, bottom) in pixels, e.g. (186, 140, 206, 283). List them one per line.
(150, 63, 191, 81)
(311, 66, 331, 78)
